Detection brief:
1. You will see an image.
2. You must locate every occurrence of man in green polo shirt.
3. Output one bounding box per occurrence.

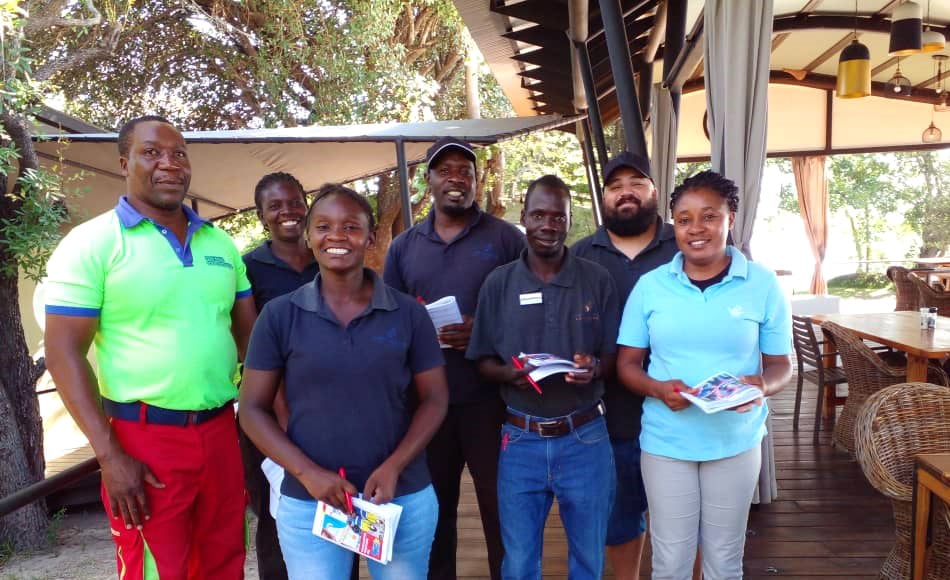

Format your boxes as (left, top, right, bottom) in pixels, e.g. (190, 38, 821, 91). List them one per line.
(44, 115, 256, 580)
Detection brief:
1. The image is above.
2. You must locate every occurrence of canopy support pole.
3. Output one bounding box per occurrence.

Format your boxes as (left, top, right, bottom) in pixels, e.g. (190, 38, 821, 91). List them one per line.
(598, 0, 648, 157)
(663, 0, 688, 116)
(395, 138, 413, 229)
(576, 40, 610, 172)
(579, 119, 604, 225)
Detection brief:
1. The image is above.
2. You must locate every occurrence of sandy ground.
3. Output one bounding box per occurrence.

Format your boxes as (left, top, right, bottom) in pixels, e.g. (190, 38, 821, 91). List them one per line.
(0, 509, 260, 580)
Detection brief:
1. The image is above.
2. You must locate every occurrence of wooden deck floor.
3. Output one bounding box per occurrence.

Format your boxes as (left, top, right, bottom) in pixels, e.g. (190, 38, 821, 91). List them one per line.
(436, 381, 894, 579)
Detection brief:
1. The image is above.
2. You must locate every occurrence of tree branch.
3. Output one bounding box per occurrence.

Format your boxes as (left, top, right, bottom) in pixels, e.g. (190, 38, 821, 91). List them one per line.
(23, 0, 102, 35)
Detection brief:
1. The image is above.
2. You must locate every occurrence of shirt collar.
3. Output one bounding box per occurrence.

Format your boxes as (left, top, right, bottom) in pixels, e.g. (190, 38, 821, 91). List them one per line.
(418, 204, 484, 240)
(514, 247, 578, 288)
(246, 241, 316, 271)
(115, 196, 209, 229)
(667, 245, 748, 283)
(591, 217, 674, 252)
(291, 268, 398, 317)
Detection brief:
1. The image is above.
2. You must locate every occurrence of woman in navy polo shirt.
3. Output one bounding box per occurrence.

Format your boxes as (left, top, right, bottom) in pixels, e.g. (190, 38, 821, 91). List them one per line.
(616, 171, 792, 579)
(239, 184, 448, 579)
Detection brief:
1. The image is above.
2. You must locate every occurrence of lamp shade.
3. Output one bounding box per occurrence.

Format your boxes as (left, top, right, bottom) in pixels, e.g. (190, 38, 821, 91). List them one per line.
(922, 121, 942, 142)
(889, 2, 923, 56)
(921, 29, 946, 52)
(836, 40, 871, 98)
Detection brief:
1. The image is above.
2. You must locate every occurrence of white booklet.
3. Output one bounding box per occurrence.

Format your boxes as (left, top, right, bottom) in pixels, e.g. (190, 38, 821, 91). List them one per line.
(261, 458, 284, 520)
(520, 352, 578, 382)
(679, 371, 763, 414)
(312, 496, 403, 564)
(424, 296, 463, 348)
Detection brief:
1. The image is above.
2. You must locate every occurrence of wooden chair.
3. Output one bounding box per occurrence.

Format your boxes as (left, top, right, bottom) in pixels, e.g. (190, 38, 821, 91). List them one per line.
(854, 383, 950, 580)
(791, 315, 848, 443)
(819, 322, 949, 455)
(888, 266, 921, 312)
(910, 273, 950, 317)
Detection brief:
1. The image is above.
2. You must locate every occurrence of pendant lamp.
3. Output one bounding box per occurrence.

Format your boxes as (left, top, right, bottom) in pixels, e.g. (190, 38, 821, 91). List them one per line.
(837, 36, 871, 98)
(936, 93, 950, 112)
(922, 0, 946, 52)
(922, 119, 942, 142)
(890, 2, 923, 56)
(886, 58, 912, 95)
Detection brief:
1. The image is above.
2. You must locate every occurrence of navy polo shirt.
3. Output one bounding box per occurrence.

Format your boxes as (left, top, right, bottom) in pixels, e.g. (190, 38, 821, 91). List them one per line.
(384, 207, 524, 404)
(244, 269, 445, 500)
(466, 250, 620, 418)
(243, 241, 319, 311)
(572, 220, 678, 440)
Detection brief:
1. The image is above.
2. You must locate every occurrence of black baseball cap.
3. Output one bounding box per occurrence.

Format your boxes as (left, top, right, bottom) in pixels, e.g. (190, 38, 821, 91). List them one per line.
(602, 151, 652, 184)
(426, 137, 476, 167)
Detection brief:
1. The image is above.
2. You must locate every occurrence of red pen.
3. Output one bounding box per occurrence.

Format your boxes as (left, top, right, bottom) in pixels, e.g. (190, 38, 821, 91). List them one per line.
(511, 355, 543, 395)
(338, 467, 353, 513)
(416, 296, 426, 305)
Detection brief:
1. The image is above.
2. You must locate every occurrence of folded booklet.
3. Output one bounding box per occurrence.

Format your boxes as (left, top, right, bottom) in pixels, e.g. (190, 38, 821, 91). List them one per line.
(312, 496, 403, 565)
(519, 352, 579, 382)
(679, 371, 763, 414)
(424, 296, 463, 348)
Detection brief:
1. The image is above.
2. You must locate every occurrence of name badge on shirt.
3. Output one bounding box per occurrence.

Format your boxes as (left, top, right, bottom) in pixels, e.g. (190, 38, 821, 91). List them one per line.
(519, 292, 543, 306)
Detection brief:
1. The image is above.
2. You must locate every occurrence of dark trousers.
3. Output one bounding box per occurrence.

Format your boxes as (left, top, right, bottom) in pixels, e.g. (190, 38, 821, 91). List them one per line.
(427, 397, 506, 580)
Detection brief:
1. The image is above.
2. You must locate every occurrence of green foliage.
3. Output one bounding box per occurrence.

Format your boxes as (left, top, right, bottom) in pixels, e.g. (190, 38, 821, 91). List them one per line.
(0, 167, 70, 281)
(45, 508, 66, 547)
(826, 271, 893, 299)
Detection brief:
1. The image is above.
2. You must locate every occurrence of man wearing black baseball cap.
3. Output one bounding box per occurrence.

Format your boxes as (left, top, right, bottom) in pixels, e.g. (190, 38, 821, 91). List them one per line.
(384, 136, 523, 580)
(572, 150, 678, 580)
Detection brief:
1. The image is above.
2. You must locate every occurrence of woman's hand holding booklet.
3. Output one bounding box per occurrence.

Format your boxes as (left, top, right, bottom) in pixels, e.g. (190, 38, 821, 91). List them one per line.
(678, 372, 764, 414)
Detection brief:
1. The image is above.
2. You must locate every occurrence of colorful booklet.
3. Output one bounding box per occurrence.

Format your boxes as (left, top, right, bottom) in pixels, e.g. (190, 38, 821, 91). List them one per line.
(520, 352, 578, 382)
(312, 496, 403, 564)
(679, 371, 763, 414)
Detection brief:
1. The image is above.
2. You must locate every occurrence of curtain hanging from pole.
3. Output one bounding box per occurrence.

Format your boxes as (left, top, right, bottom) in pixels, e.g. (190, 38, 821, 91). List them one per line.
(651, 84, 678, 222)
(704, 0, 773, 259)
(792, 156, 829, 295)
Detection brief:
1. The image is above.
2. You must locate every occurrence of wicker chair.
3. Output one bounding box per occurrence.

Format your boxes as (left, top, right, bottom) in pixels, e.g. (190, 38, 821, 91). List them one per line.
(819, 321, 949, 454)
(854, 383, 950, 580)
(888, 266, 921, 312)
(909, 273, 950, 317)
(791, 315, 848, 443)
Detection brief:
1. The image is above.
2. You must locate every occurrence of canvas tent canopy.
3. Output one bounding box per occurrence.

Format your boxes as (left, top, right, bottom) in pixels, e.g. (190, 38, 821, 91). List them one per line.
(34, 115, 577, 221)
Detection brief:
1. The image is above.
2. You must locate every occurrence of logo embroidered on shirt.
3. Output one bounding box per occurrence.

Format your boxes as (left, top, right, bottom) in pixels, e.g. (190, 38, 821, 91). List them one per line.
(204, 256, 234, 269)
(372, 327, 408, 349)
(728, 305, 745, 317)
(472, 243, 499, 262)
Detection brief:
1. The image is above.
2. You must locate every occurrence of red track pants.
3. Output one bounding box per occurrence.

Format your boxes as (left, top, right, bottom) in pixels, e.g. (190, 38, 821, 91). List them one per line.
(102, 409, 246, 580)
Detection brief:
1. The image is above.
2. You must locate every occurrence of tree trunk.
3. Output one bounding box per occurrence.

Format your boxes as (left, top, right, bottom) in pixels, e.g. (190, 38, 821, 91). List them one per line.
(367, 172, 400, 273)
(485, 148, 506, 217)
(0, 173, 49, 550)
(464, 54, 480, 120)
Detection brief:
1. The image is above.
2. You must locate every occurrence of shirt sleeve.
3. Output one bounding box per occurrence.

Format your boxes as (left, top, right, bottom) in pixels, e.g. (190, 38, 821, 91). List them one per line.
(407, 300, 445, 373)
(466, 273, 501, 361)
(382, 238, 407, 293)
(617, 278, 651, 349)
(44, 227, 106, 317)
(599, 274, 621, 356)
(230, 238, 252, 299)
(244, 302, 287, 371)
(759, 275, 793, 356)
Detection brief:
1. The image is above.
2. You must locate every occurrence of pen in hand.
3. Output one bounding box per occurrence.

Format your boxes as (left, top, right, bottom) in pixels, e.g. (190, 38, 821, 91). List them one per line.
(338, 467, 354, 513)
(510, 355, 543, 395)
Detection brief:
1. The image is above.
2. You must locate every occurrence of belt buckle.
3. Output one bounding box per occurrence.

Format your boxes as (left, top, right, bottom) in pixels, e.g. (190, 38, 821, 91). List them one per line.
(535, 419, 563, 438)
(185, 411, 198, 425)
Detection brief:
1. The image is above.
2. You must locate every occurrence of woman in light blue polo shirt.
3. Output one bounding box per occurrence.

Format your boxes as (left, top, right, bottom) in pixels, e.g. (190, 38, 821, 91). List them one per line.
(240, 184, 449, 579)
(617, 170, 792, 580)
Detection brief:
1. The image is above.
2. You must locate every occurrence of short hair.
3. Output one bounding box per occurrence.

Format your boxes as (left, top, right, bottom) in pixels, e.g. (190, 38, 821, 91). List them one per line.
(305, 183, 376, 231)
(117, 115, 175, 157)
(253, 172, 307, 211)
(670, 170, 739, 213)
(524, 174, 572, 209)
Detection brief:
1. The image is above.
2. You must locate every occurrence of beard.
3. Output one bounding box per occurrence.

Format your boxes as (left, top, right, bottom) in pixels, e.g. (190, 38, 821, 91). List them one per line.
(603, 199, 658, 237)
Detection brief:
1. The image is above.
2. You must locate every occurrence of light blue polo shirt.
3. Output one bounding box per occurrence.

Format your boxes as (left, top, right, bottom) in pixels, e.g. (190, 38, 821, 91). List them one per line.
(617, 246, 792, 461)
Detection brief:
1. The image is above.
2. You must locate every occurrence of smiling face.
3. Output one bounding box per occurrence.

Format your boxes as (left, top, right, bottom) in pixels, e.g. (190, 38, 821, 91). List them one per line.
(258, 180, 307, 243)
(521, 185, 571, 259)
(602, 167, 658, 236)
(426, 150, 476, 217)
(120, 121, 191, 212)
(306, 193, 375, 274)
(671, 186, 735, 270)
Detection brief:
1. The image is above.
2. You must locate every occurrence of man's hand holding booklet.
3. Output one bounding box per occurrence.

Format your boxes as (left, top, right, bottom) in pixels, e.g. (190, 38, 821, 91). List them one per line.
(679, 372, 763, 414)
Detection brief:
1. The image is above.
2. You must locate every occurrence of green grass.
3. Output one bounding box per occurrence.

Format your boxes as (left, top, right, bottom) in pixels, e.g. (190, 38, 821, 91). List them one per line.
(827, 272, 894, 299)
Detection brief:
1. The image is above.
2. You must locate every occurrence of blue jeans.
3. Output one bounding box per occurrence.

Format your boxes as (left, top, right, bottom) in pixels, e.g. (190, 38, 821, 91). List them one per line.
(276, 485, 438, 580)
(498, 413, 615, 580)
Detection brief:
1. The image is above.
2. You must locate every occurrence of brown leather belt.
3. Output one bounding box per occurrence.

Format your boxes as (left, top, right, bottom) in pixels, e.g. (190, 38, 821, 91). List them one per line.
(506, 401, 605, 438)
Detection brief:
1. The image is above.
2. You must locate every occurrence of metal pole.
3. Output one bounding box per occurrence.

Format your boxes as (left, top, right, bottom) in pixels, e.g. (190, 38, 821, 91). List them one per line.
(575, 40, 610, 172)
(0, 457, 100, 518)
(636, 59, 653, 124)
(598, 0, 648, 157)
(395, 139, 412, 229)
(663, 0, 688, 115)
(579, 120, 604, 226)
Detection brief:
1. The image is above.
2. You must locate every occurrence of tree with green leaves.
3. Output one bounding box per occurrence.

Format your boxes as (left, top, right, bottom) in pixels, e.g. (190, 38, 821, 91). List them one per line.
(895, 151, 950, 257)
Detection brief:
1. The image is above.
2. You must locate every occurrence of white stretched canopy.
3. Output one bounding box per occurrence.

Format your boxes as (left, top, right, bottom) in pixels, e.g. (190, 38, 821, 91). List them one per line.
(35, 115, 575, 220)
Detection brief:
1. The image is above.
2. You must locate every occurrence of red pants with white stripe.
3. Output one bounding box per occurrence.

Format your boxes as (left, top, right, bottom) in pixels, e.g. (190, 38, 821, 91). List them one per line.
(102, 410, 246, 580)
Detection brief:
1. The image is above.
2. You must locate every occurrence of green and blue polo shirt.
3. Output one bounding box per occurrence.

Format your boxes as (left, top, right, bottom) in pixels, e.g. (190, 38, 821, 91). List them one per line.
(45, 197, 252, 411)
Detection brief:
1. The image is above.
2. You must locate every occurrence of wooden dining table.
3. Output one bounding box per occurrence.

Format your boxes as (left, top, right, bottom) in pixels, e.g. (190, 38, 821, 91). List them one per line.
(810, 311, 950, 382)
